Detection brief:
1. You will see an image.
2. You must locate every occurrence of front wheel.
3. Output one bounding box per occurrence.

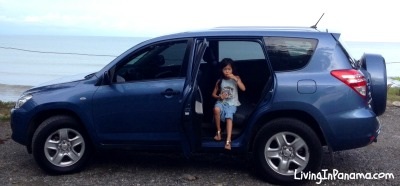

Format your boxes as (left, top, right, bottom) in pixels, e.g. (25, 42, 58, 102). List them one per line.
(32, 115, 92, 174)
(253, 118, 322, 184)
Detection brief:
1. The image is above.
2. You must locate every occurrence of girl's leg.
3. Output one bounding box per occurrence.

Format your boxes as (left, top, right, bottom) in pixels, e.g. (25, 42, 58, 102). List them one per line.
(213, 106, 222, 141)
(225, 118, 232, 150)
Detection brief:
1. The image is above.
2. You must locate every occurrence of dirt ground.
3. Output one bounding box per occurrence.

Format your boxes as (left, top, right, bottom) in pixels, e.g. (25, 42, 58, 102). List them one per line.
(0, 106, 399, 186)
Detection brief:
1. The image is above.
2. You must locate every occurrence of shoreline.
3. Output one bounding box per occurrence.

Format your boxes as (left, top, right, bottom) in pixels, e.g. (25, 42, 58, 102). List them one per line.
(0, 84, 33, 102)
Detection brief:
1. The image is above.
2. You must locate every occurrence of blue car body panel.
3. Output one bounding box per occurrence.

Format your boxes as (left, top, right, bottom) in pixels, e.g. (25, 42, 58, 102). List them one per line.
(10, 27, 382, 154)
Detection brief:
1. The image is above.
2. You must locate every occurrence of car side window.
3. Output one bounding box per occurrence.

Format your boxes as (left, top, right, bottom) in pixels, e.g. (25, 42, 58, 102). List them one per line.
(115, 40, 189, 82)
(219, 41, 265, 61)
(264, 37, 318, 71)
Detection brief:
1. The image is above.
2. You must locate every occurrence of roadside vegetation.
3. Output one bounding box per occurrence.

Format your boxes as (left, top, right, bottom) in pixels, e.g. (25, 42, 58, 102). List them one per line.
(0, 101, 14, 122)
(392, 77, 400, 81)
(388, 76, 400, 103)
(387, 86, 400, 103)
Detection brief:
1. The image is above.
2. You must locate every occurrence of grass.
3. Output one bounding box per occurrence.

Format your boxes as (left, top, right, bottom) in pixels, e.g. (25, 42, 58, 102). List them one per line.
(388, 76, 400, 103)
(0, 101, 15, 122)
(391, 77, 400, 81)
(388, 87, 400, 103)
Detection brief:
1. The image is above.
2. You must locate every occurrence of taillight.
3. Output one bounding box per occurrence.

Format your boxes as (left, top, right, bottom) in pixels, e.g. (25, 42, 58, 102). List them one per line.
(331, 69, 367, 98)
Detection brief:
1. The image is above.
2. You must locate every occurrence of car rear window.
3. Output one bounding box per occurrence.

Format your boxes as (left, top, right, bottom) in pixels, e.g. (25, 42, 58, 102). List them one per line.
(264, 37, 318, 71)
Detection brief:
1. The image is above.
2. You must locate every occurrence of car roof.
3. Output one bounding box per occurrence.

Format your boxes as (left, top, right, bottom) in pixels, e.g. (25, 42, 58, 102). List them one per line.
(143, 26, 336, 44)
(191, 26, 317, 32)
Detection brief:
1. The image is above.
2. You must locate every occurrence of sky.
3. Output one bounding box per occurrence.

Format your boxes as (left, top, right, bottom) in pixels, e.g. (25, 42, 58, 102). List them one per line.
(0, 0, 399, 42)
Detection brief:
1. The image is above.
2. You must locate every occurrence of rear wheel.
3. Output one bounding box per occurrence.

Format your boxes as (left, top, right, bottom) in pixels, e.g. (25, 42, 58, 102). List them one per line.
(32, 115, 92, 174)
(253, 118, 322, 184)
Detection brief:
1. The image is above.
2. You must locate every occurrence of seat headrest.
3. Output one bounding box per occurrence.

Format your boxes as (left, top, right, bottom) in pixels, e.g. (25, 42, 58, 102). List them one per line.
(155, 55, 165, 66)
(203, 47, 216, 63)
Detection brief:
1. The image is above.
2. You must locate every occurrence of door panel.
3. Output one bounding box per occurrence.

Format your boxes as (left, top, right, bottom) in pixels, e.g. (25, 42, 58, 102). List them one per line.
(91, 40, 191, 145)
(181, 38, 209, 153)
(92, 78, 185, 144)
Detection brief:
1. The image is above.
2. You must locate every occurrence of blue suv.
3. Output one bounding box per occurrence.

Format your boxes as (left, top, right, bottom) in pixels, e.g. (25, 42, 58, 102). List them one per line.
(10, 27, 387, 184)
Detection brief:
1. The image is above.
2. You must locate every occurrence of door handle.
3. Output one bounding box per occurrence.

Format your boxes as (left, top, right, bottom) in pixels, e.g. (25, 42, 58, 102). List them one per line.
(161, 89, 180, 97)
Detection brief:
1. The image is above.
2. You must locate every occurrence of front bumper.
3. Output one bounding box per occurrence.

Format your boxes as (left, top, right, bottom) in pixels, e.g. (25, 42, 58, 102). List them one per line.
(10, 108, 31, 146)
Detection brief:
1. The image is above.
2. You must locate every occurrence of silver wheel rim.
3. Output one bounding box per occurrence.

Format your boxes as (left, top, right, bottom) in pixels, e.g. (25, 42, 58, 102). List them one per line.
(44, 128, 85, 167)
(264, 132, 309, 175)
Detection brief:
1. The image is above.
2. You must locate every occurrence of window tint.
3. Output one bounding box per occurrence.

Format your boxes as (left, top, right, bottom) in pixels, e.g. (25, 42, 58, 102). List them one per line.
(115, 40, 188, 82)
(159, 42, 188, 66)
(219, 41, 265, 61)
(264, 37, 318, 71)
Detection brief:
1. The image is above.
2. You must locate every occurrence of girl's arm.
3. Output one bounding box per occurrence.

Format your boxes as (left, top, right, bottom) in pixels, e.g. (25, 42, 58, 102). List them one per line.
(234, 76, 246, 91)
(212, 80, 221, 99)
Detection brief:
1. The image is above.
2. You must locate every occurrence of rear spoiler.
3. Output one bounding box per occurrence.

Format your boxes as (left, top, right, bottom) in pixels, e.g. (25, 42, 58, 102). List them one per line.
(331, 33, 341, 41)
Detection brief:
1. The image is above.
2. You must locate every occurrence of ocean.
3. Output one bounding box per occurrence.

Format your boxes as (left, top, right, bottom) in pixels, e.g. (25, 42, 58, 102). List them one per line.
(0, 35, 148, 86)
(0, 35, 399, 101)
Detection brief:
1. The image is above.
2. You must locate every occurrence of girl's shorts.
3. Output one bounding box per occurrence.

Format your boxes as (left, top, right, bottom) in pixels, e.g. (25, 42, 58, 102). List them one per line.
(215, 101, 237, 121)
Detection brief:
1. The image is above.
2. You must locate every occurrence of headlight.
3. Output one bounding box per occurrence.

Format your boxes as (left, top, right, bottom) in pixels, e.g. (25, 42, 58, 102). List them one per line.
(15, 95, 32, 109)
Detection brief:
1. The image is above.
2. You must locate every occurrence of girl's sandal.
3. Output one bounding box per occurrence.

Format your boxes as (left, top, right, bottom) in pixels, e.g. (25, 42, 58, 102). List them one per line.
(214, 131, 221, 141)
(225, 140, 231, 150)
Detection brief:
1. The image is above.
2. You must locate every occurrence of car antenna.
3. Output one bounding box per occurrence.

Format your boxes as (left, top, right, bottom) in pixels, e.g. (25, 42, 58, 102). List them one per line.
(310, 13, 325, 29)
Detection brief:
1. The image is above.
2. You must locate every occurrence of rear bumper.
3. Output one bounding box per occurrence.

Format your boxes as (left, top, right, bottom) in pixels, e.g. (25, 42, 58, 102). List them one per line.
(325, 108, 381, 151)
(369, 117, 381, 143)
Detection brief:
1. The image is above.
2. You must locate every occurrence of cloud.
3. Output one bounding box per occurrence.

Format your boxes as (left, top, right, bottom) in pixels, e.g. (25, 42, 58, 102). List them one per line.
(0, 0, 399, 41)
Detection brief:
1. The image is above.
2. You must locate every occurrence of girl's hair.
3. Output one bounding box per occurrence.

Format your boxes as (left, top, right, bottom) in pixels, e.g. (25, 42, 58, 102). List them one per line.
(217, 58, 235, 91)
(219, 58, 235, 74)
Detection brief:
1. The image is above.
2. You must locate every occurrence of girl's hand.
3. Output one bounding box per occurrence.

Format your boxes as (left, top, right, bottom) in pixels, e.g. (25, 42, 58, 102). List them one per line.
(220, 92, 229, 99)
(227, 74, 238, 82)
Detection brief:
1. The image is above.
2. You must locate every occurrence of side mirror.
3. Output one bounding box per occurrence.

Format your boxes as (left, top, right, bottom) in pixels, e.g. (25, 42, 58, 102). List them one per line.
(102, 71, 112, 85)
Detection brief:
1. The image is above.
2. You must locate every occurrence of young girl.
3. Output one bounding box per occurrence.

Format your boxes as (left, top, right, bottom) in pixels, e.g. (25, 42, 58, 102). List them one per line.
(212, 58, 246, 150)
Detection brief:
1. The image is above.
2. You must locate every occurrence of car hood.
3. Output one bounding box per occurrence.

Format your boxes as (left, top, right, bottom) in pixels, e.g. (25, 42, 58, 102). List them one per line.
(38, 73, 89, 87)
(24, 73, 89, 94)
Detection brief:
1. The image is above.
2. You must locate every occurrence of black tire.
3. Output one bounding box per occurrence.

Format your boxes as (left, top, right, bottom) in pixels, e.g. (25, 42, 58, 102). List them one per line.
(253, 118, 322, 184)
(360, 53, 387, 116)
(32, 115, 92, 174)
